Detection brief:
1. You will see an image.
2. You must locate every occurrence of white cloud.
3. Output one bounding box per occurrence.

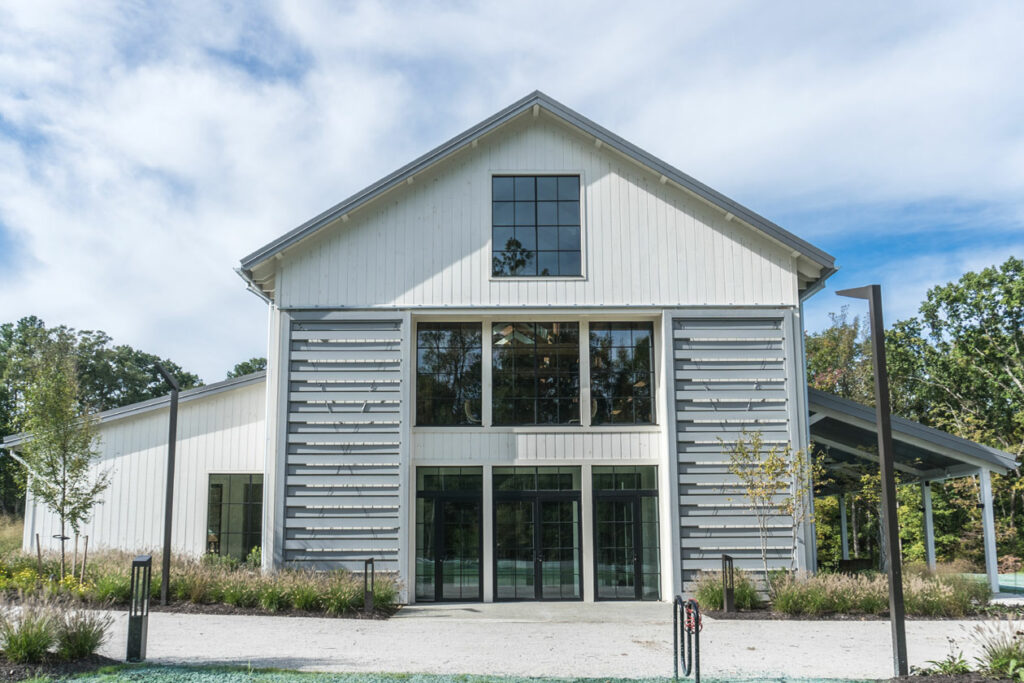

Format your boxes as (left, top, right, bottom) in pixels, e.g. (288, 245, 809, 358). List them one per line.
(0, 1, 1021, 380)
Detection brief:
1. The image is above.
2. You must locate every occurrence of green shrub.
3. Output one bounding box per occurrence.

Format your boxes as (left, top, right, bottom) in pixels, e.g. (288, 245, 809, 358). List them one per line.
(259, 582, 290, 613)
(693, 570, 760, 610)
(323, 576, 360, 615)
(971, 618, 1024, 679)
(290, 582, 322, 611)
(693, 572, 723, 609)
(245, 546, 262, 570)
(221, 578, 259, 608)
(201, 553, 239, 571)
(372, 577, 399, 610)
(55, 608, 113, 660)
(89, 572, 130, 603)
(0, 599, 56, 663)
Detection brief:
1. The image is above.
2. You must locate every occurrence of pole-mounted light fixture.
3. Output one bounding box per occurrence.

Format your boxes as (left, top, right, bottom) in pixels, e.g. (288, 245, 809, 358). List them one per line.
(836, 284, 907, 677)
(153, 363, 180, 607)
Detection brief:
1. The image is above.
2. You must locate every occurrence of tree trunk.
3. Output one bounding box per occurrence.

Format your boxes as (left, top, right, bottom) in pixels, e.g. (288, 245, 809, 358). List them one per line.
(59, 518, 66, 579)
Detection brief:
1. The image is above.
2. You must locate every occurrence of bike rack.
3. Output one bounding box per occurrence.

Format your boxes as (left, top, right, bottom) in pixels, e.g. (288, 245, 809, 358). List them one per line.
(673, 596, 701, 683)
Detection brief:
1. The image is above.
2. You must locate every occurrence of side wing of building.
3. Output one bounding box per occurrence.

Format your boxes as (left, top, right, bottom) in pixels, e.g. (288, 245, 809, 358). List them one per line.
(22, 376, 266, 558)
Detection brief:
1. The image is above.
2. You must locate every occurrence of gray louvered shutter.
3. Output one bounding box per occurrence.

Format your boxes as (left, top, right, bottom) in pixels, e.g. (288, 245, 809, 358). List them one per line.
(284, 316, 404, 571)
(673, 316, 795, 586)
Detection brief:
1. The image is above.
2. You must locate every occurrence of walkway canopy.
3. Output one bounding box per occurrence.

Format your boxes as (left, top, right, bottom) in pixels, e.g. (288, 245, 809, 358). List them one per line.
(807, 388, 1018, 592)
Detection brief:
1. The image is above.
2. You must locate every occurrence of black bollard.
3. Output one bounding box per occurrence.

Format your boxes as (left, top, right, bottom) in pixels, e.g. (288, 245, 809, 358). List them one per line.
(127, 555, 152, 662)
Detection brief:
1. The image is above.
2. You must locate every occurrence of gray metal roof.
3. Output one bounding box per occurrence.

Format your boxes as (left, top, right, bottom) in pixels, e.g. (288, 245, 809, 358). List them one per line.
(1, 371, 266, 449)
(808, 388, 1018, 485)
(239, 91, 836, 283)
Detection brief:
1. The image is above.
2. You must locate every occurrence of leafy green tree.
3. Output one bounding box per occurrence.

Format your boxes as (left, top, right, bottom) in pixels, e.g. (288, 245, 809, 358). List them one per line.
(1, 317, 201, 515)
(227, 357, 267, 379)
(19, 339, 111, 578)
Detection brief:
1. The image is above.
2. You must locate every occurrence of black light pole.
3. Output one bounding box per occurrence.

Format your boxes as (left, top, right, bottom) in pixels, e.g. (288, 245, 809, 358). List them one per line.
(836, 284, 907, 677)
(154, 363, 180, 607)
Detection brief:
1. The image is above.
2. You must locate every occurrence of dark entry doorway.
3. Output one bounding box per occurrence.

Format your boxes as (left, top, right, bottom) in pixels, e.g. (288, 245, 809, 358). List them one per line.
(415, 467, 483, 602)
(493, 466, 582, 600)
(593, 466, 661, 600)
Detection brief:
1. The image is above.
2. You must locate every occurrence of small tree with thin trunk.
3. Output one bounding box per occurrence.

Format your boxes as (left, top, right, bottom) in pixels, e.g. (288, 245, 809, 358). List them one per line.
(20, 342, 110, 578)
(724, 431, 821, 595)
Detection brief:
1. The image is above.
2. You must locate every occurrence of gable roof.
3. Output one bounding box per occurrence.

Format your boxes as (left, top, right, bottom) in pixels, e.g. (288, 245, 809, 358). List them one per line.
(1, 372, 266, 449)
(238, 91, 836, 298)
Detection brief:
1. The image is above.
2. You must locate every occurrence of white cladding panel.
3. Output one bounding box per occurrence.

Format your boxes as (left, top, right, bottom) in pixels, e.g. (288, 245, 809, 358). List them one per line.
(24, 381, 266, 556)
(412, 430, 663, 463)
(276, 116, 797, 309)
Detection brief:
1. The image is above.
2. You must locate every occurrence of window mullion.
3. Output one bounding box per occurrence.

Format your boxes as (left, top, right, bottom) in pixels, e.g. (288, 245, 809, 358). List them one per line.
(580, 320, 591, 427)
(482, 320, 492, 427)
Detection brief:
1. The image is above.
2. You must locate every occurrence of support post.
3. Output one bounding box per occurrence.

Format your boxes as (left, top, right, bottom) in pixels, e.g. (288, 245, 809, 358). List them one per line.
(837, 284, 907, 677)
(921, 482, 936, 571)
(979, 468, 999, 594)
(838, 493, 849, 561)
(154, 364, 180, 606)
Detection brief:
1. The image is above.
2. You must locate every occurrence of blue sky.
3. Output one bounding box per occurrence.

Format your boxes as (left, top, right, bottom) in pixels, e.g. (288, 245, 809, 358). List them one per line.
(1, 1, 1022, 381)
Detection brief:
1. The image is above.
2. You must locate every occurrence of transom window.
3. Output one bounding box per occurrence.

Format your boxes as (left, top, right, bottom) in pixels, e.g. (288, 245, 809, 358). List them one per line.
(492, 322, 579, 425)
(416, 323, 483, 426)
(492, 175, 581, 277)
(589, 322, 655, 425)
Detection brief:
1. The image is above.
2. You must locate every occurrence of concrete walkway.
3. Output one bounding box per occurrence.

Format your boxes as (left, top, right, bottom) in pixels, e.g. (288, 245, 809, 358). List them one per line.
(99, 603, 1004, 680)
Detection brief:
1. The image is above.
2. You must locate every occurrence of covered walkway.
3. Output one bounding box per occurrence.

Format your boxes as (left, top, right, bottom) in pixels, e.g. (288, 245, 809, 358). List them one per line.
(808, 388, 1019, 591)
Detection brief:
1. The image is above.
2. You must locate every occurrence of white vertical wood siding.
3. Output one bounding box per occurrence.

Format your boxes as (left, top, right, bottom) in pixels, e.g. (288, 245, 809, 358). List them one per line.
(276, 115, 797, 309)
(672, 314, 799, 586)
(23, 381, 266, 556)
(412, 430, 662, 463)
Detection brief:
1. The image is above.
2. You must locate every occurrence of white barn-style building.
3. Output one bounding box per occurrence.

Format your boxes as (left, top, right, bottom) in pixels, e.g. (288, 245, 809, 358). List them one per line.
(6, 92, 1017, 602)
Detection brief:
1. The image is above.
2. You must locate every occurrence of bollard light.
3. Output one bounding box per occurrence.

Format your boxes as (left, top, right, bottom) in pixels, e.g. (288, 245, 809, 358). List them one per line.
(127, 555, 152, 662)
(721, 554, 735, 613)
(363, 558, 375, 613)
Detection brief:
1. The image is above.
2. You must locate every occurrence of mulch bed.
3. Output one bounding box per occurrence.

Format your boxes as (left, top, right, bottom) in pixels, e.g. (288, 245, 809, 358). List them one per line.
(0, 653, 120, 681)
(145, 601, 398, 619)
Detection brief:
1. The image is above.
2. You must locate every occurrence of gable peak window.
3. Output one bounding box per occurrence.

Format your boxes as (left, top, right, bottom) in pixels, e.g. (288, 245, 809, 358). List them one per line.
(492, 175, 581, 277)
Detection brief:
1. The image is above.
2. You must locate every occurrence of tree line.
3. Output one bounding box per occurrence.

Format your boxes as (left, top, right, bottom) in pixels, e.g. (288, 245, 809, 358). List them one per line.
(0, 316, 265, 515)
(807, 256, 1023, 570)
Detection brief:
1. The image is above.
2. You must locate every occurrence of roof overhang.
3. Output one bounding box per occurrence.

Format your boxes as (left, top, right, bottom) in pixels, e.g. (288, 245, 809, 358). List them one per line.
(238, 91, 837, 301)
(808, 388, 1018, 494)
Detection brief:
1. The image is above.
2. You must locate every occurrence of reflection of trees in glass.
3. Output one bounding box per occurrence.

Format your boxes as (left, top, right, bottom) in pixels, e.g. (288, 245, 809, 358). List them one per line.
(416, 323, 482, 425)
(492, 322, 579, 425)
(491, 238, 535, 276)
(590, 322, 654, 424)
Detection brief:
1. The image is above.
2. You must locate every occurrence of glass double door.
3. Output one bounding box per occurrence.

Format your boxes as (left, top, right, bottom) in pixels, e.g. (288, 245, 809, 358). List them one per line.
(494, 495, 582, 600)
(417, 496, 482, 602)
(594, 493, 661, 600)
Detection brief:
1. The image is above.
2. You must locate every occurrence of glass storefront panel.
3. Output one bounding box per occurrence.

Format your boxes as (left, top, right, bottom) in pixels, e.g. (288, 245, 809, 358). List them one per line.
(416, 467, 483, 602)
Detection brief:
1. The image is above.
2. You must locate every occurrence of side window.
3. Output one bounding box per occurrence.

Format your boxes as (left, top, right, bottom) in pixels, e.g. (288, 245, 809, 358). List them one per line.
(492, 175, 581, 277)
(207, 473, 263, 561)
(416, 323, 483, 426)
(589, 322, 655, 424)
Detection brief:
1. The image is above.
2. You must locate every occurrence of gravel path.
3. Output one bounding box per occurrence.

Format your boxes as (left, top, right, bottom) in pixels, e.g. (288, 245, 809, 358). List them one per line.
(98, 603, 1000, 680)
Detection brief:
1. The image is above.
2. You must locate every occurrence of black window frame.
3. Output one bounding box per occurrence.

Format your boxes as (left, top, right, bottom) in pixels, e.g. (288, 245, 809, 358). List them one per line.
(492, 175, 582, 278)
(491, 321, 580, 426)
(589, 321, 656, 425)
(206, 473, 263, 562)
(416, 322, 484, 427)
